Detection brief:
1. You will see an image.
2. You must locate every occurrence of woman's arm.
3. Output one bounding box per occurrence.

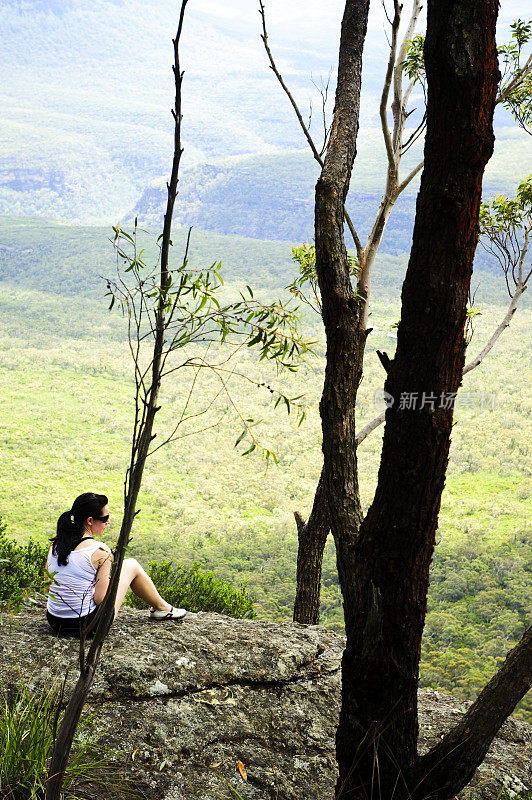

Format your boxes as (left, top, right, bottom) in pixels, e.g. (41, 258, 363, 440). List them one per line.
(91, 545, 112, 606)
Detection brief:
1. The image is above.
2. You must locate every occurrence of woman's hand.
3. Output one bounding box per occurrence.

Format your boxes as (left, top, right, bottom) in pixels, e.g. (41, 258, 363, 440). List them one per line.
(91, 544, 112, 605)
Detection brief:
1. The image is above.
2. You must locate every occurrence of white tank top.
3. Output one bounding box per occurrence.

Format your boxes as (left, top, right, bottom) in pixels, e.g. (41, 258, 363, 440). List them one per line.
(46, 540, 102, 618)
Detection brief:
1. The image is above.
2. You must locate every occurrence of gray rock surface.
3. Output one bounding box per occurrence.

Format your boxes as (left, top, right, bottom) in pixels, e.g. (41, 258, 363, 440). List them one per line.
(1, 606, 530, 799)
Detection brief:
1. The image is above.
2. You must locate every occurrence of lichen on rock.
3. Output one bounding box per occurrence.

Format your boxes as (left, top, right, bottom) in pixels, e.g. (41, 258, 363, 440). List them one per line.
(1, 606, 529, 799)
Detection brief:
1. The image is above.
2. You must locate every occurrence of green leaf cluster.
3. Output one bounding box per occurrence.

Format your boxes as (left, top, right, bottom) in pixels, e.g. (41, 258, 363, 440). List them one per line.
(498, 19, 532, 133)
(124, 559, 256, 619)
(480, 176, 532, 233)
(285, 241, 363, 316)
(402, 34, 426, 84)
(478, 178, 532, 288)
(106, 224, 312, 463)
(404, 22, 532, 134)
(108, 224, 311, 373)
(0, 521, 49, 613)
(497, 794, 532, 800)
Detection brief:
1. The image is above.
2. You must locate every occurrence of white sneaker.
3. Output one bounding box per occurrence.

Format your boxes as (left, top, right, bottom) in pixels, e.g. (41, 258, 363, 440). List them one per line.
(150, 605, 187, 621)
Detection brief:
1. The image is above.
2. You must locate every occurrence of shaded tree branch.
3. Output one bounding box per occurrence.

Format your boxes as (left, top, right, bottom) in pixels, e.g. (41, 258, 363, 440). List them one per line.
(356, 409, 386, 445)
(463, 286, 526, 374)
(292, 468, 330, 624)
(411, 625, 532, 800)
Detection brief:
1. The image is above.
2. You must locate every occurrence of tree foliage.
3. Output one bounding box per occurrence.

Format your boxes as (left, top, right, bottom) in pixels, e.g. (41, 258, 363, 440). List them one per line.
(0, 521, 49, 613)
(479, 176, 532, 295)
(498, 19, 532, 133)
(124, 559, 256, 619)
(286, 242, 363, 316)
(107, 223, 311, 463)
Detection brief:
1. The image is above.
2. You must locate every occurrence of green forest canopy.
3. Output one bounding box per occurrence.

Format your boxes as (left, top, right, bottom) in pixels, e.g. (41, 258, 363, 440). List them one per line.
(0, 217, 530, 719)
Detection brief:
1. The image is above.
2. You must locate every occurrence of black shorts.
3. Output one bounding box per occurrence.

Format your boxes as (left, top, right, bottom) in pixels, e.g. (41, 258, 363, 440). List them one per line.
(46, 607, 100, 638)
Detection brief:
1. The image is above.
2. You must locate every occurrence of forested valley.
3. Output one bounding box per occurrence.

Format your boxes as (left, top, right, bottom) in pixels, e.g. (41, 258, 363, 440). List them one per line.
(1, 14, 531, 800)
(0, 213, 529, 720)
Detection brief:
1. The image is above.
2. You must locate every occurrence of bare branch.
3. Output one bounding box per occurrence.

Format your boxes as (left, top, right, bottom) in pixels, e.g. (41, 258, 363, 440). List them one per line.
(359, 261, 528, 444)
(519, 219, 532, 284)
(382, 0, 393, 28)
(400, 113, 427, 154)
(403, 75, 416, 109)
(259, 0, 322, 165)
(463, 284, 527, 375)
(311, 69, 333, 156)
(150, 415, 226, 451)
(345, 210, 363, 259)
(412, 624, 532, 799)
(307, 97, 313, 133)
(160, 345, 248, 381)
(259, 0, 363, 262)
(397, 158, 424, 193)
(147, 389, 226, 459)
(356, 409, 386, 445)
(379, 0, 402, 169)
(496, 53, 532, 104)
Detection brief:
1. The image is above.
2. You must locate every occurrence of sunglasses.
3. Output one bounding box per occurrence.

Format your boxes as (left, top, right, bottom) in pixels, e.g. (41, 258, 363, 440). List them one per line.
(93, 514, 110, 523)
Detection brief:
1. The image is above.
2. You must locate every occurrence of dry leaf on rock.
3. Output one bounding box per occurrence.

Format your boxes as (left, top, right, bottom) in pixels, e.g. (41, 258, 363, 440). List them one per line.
(237, 760, 248, 782)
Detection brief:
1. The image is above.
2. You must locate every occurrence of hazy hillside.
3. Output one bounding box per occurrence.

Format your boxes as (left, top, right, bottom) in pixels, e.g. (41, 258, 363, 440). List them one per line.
(0, 215, 512, 313)
(0, 0, 371, 223)
(1, 0, 530, 230)
(126, 135, 531, 246)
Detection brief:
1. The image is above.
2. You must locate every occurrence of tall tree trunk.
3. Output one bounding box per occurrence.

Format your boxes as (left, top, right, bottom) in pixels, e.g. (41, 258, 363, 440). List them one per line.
(293, 469, 330, 624)
(293, 0, 371, 626)
(314, 0, 371, 604)
(334, 0, 501, 797)
(45, 7, 188, 798)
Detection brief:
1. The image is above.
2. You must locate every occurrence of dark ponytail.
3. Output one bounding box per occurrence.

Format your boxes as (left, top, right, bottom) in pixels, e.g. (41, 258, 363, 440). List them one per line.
(51, 492, 108, 566)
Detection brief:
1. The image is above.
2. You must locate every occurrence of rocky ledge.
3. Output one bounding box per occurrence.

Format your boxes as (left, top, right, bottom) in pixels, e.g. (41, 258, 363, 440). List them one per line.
(1, 606, 530, 799)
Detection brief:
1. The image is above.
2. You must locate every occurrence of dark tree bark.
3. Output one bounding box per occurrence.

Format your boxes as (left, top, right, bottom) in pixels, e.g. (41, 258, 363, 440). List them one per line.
(410, 624, 532, 800)
(292, 468, 330, 624)
(289, 0, 532, 630)
(332, 0, 517, 798)
(292, 0, 372, 631)
(313, 0, 370, 622)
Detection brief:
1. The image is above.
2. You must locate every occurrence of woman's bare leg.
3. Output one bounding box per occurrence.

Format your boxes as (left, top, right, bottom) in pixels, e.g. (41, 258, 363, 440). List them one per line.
(114, 558, 171, 615)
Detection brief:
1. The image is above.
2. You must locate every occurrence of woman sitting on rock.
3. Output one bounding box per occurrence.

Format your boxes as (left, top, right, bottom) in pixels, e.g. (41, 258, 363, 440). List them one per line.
(46, 492, 186, 636)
